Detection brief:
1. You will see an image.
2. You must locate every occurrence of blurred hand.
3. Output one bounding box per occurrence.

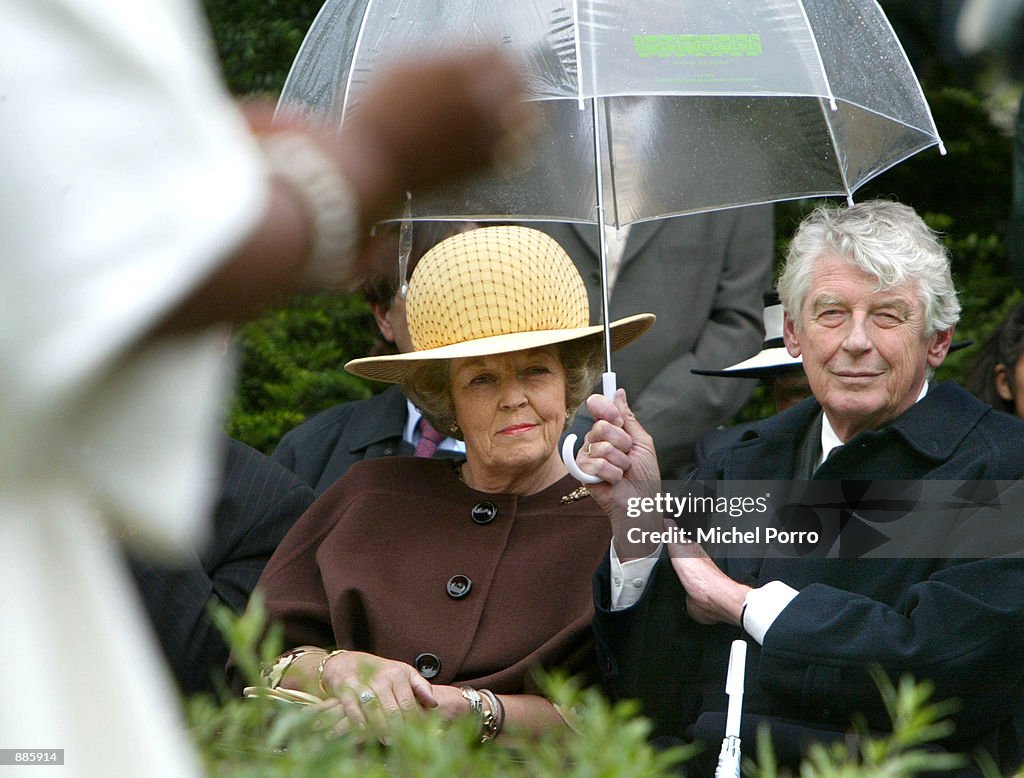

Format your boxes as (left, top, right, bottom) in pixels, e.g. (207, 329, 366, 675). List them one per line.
(331, 48, 537, 227)
(164, 50, 534, 331)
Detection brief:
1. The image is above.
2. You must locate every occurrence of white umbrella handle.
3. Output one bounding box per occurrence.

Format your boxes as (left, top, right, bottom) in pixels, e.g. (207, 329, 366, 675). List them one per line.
(715, 639, 748, 778)
(725, 639, 747, 737)
(561, 371, 616, 484)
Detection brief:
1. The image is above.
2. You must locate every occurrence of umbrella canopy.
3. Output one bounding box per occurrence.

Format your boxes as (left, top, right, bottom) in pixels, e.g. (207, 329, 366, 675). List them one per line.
(277, 0, 944, 482)
(278, 0, 944, 227)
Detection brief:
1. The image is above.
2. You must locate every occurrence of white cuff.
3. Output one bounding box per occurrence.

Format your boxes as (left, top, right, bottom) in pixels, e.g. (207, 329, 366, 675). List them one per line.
(742, 581, 798, 645)
(609, 542, 662, 611)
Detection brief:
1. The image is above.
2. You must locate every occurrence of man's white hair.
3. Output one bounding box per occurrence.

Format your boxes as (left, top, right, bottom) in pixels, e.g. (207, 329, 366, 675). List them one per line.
(778, 200, 960, 334)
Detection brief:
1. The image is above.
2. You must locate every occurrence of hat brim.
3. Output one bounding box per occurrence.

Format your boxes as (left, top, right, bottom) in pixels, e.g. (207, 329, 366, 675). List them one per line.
(346, 313, 656, 383)
(691, 347, 804, 379)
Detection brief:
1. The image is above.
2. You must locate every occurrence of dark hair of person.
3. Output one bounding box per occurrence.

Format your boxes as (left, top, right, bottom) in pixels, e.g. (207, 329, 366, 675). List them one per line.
(964, 300, 1024, 413)
(400, 338, 606, 439)
(359, 221, 473, 357)
(360, 221, 469, 308)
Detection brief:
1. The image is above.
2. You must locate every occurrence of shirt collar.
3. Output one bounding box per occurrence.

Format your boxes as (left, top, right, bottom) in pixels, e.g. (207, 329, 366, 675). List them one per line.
(819, 381, 929, 465)
(404, 400, 466, 453)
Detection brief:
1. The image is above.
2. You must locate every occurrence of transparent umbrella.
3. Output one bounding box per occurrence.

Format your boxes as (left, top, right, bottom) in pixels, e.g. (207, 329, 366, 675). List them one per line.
(279, 0, 943, 226)
(278, 0, 944, 479)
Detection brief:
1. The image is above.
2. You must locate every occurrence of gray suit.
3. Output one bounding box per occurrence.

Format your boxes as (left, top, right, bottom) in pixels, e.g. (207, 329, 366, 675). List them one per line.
(540, 207, 774, 479)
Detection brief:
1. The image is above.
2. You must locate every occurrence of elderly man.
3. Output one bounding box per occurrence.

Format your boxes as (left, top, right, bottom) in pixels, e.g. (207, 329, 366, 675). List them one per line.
(580, 201, 1024, 776)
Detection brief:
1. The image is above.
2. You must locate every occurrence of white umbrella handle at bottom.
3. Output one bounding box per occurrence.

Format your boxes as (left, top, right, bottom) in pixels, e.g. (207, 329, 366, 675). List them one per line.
(561, 371, 617, 484)
(715, 736, 742, 778)
(715, 639, 748, 778)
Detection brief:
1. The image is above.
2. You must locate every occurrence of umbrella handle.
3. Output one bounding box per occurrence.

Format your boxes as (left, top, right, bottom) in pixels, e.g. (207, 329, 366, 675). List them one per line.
(561, 372, 617, 484)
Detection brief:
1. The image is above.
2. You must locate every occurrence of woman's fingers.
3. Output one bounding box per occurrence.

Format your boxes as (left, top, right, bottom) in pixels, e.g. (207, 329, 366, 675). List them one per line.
(409, 670, 438, 709)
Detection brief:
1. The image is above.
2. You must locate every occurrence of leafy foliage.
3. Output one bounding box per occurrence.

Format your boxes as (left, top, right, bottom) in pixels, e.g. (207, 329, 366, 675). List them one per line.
(188, 598, 693, 777)
(748, 670, 967, 778)
(190, 600, 1005, 777)
(201, 0, 323, 95)
(227, 293, 380, 453)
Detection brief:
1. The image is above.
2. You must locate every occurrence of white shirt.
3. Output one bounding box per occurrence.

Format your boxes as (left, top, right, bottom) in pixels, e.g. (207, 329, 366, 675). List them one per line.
(3, 0, 270, 774)
(610, 381, 933, 644)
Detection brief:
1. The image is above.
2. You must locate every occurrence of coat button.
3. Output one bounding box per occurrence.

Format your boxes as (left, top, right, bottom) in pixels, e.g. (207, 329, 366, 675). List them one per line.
(446, 575, 472, 599)
(414, 652, 441, 679)
(471, 501, 498, 524)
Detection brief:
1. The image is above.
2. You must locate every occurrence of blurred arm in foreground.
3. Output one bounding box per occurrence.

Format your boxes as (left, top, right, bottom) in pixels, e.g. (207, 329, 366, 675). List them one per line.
(1, 2, 533, 775)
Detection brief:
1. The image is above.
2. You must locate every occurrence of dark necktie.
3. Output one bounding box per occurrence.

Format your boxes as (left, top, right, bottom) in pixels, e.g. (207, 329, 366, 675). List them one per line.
(413, 418, 446, 458)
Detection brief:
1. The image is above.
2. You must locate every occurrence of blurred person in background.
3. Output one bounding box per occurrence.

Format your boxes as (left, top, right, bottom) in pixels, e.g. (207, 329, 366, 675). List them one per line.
(964, 299, 1024, 417)
(1, 0, 533, 773)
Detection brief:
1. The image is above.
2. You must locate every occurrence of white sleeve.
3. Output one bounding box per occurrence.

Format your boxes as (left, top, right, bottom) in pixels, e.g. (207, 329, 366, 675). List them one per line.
(742, 580, 799, 645)
(1, 0, 268, 550)
(609, 542, 663, 610)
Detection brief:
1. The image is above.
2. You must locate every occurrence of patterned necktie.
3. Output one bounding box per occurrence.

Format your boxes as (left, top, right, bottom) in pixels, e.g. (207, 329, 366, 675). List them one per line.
(413, 417, 446, 458)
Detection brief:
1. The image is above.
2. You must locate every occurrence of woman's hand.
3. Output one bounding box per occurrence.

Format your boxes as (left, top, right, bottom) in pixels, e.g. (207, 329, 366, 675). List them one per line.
(319, 651, 437, 739)
(576, 389, 663, 560)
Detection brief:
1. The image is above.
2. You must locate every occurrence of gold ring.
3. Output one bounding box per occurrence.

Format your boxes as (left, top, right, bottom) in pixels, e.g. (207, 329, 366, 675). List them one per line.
(585, 443, 593, 457)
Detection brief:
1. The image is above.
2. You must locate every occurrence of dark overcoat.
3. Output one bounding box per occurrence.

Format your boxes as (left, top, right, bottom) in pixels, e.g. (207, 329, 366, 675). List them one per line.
(594, 381, 1024, 775)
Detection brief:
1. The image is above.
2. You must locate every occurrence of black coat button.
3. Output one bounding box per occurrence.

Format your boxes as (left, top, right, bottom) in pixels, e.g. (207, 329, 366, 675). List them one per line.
(446, 575, 472, 599)
(471, 501, 498, 524)
(414, 652, 441, 679)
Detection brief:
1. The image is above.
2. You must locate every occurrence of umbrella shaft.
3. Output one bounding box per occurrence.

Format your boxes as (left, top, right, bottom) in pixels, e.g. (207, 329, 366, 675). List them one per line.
(590, 96, 614, 373)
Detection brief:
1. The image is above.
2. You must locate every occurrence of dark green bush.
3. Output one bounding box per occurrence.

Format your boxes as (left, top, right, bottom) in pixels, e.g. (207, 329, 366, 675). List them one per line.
(227, 293, 381, 453)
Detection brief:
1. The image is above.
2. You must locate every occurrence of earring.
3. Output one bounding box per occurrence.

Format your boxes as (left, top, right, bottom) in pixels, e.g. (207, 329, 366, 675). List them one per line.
(564, 410, 572, 421)
(449, 422, 461, 435)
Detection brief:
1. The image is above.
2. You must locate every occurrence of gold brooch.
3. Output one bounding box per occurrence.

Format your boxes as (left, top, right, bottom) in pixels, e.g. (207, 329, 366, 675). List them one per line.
(560, 485, 590, 504)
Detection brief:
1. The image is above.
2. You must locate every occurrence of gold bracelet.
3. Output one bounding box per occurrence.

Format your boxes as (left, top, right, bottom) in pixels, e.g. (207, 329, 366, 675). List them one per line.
(461, 687, 502, 743)
(261, 647, 319, 690)
(478, 689, 503, 743)
(316, 649, 348, 698)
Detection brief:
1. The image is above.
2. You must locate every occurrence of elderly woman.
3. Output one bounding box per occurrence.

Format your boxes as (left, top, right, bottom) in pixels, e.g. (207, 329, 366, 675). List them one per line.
(253, 225, 653, 739)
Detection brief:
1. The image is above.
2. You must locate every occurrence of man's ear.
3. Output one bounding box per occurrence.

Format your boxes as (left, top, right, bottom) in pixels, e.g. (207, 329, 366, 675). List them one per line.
(369, 300, 396, 343)
(995, 363, 1014, 402)
(926, 327, 953, 368)
(783, 312, 802, 357)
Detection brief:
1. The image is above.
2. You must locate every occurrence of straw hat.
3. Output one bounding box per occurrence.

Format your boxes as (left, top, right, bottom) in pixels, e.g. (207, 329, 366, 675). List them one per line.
(346, 225, 655, 383)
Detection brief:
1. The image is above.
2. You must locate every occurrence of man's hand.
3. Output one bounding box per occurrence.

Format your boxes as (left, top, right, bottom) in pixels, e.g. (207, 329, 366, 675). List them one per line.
(667, 538, 750, 626)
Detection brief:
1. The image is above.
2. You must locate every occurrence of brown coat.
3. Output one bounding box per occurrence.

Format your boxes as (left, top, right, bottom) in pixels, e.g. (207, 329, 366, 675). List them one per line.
(256, 457, 611, 694)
